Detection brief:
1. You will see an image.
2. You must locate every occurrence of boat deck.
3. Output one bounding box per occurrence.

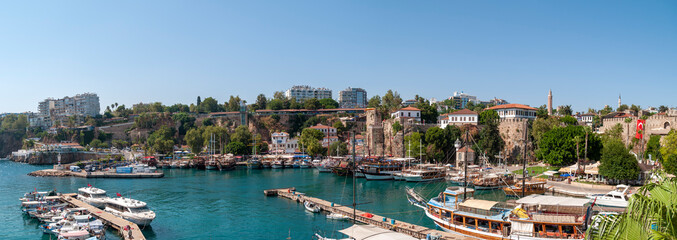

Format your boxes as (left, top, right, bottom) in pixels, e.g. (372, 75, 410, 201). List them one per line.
(60, 193, 146, 240)
(265, 188, 477, 240)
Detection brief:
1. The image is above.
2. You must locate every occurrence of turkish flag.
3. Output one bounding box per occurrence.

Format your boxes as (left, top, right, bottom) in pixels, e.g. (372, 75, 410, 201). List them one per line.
(636, 119, 645, 139)
(87, 184, 91, 187)
(116, 193, 122, 197)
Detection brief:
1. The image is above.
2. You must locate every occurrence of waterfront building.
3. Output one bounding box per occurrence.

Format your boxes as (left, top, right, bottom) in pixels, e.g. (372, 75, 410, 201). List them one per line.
(450, 91, 479, 109)
(486, 103, 537, 119)
(37, 93, 100, 126)
(284, 85, 332, 102)
(338, 87, 367, 108)
(575, 113, 595, 126)
(455, 146, 475, 168)
(391, 107, 421, 122)
(440, 109, 478, 128)
(309, 124, 337, 137)
(269, 132, 299, 154)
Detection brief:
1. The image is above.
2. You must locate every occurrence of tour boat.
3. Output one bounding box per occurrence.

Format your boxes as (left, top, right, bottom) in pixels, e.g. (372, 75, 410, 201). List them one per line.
(503, 179, 550, 197)
(360, 159, 406, 180)
(77, 187, 108, 209)
(586, 184, 631, 208)
(104, 197, 156, 226)
(247, 157, 262, 169)
(316, 159, 335, 172)
(205, 160, 218, 170)
(304, 201, 320, 213)
(402, 164, 446, 182)
(331, 161, 353, 176)
(472, 171, 515, 190)
(409, 186, 591, 240)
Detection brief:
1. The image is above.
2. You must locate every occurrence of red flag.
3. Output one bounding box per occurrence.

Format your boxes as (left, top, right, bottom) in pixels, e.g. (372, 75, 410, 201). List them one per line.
(87, 184, 91, 187)
(636, 120, 645, 139)
(116, 193, 122, 197)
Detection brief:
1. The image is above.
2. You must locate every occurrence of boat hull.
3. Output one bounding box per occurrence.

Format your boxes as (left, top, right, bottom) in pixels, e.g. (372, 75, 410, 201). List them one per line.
(404, 175, 444, 182)
(364, 173, 394, 180)
(316, 166, 332, 172)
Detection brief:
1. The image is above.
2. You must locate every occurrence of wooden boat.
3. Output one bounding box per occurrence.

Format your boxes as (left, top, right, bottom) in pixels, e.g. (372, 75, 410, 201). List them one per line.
(503, 179, 550, 197)
(472, 171, 515, 190)
(402, 164, 446, 182)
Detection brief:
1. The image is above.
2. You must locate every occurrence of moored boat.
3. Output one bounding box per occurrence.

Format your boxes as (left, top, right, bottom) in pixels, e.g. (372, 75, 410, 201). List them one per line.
(304, 201, 320, 213)
(77, 186, 108, 209)
(585, 184, 630, 208)
(503, 179, 550, 197)
(104, 197, 156, 226)
(472, 171, 515, 190)
(402, 164, 446, 182)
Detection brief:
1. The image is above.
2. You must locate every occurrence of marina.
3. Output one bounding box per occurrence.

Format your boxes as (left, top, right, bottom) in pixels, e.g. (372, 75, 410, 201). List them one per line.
(60, 193, 146, 240)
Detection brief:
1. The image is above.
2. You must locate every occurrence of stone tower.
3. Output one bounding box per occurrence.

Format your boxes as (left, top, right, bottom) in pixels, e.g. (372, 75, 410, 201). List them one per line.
(618, 94, 622, 109)
(547, 89, 553, 116)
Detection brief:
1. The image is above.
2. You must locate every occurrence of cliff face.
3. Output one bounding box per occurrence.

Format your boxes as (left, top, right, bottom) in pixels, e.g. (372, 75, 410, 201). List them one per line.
(0, 132, 23, 158)
(10, 151, 100, 165)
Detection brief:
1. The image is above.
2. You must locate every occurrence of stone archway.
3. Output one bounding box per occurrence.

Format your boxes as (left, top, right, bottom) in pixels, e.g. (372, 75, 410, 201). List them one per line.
(665, 122, 671, 130)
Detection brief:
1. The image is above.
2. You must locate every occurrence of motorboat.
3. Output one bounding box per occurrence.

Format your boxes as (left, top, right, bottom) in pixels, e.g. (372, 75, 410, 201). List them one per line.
(272, 160, 285, 169)
(104, 197, 156, 226)
(77, 187, 108, 208)
(304, 201, 320, 213)
(326, 212, 349, 220)
(586, 184, 631, 208)
(300, 160, 312, 168)
(472, 171, 515, 190)
(360, 159, 406, 180)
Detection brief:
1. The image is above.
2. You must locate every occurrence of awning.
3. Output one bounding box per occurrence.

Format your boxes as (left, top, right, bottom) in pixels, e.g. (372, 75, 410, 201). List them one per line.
(543, 170, 558, 176)
(516, 195, 590, 207)
(339, 225, 417, 240)
(458, 199, 499, 211)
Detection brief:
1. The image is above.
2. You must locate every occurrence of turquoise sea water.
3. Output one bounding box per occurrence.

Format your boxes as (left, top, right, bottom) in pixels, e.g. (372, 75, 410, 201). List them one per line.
(0, 161, 512, 239)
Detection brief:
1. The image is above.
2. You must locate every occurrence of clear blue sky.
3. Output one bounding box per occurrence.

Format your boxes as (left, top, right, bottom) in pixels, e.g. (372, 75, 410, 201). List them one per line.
(1, 1, 675, 114)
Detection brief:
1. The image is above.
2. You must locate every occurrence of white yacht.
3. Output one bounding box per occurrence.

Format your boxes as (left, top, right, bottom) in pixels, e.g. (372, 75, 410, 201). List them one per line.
(104, 197, 156, 226)
(402, 164, 446, 182)
(77, 187, 108, 208)
(586, 184, 631, 208)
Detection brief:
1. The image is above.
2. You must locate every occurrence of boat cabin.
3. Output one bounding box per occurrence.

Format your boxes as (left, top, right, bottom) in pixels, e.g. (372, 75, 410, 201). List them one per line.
(78, 187, 106, 199)
(511, 195, 591, 238)
(106, 198, 152, 214)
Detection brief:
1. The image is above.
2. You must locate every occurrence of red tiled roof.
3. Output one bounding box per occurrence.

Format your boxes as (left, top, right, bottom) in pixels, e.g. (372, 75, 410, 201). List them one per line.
(310, 124, 335, 129)
(458, 146, 474, 152)
(255, 108, 366, 113)
(399, 106, 420, 111)
(486, 103, 537, 111)
(448, 109, 477, 115)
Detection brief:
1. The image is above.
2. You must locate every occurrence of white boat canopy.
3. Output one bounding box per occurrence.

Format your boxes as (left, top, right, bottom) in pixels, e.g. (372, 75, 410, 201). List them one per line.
(339, 225, 417, 240)
(458, 199, 499, 211)
(516, 195, 591, 207)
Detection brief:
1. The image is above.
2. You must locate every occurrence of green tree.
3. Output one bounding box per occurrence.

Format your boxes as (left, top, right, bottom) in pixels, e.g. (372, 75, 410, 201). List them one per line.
(478, 110, 499, 125)
(304, 98, 321, 110)
(382, 90, 402, 111)
(603, 123, 624, 143)
(646, 135, 662, 161)
(367, 95, 381, 108)
(617, 104, 629, 112)
(392, 121, 403, 133)
(600, 105, 613, 115)
(560, 115, 578, 125)
(254, 94, 267, 110)
(558, 105, 573, 116)
(230, 125, 252, 147)
(196, 96, 202, 106)
(658, 105, 669, 113)
(333, 121, 346, 135)
(599, 139, 640, 182)
(147, 126, 175, 154)
(531, 117, 561, 144)
(226, 141, 248, 155)
(299, 128, 324, 151)
(587, 173, 677, 240)
(202, 125, 229, 154)
(327, 141, 348, 156)
(630, 104, 641, 113)
(199, 97, 220, 113)
(306, 140, 326, 156)
(226, 95, 242, 112)
(476, 122, 504, 163)
(268, 99, 285, 110)
(660, 130, 677, 174)
(404, 132, 425, 160)
(537, 125, 602, 166)
(536, 105, 549, 119)
(172, 112, 196, 137)
(414, 100, 438, 124)
(663, 154, 677, 175)
(425, 126, 460, 163)
(319, 98, 339, 109)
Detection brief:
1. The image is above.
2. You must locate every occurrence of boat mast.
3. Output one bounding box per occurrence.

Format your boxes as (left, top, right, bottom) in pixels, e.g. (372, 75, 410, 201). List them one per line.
(352, 132, 357, 223)
(463, 129, 469, 201)
(522, 121, 528, 197)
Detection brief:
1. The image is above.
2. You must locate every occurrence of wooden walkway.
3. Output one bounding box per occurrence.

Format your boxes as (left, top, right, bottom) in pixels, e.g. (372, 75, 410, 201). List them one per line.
(266, 188, 476, 240)
(60, 193, 145, 240)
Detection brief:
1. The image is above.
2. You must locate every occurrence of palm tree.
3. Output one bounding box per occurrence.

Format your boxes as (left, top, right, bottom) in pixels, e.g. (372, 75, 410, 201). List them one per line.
(587, 173, 676, 239)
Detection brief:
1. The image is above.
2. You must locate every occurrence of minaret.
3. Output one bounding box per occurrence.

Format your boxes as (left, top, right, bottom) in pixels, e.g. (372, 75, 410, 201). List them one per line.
(618, 94, 621, 109)
(548, 89, 552, 115)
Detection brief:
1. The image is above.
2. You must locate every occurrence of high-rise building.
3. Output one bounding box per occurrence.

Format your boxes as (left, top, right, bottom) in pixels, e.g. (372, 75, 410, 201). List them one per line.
(338, 87, 367, 108)
(449, 91, 479, 109)
(37, 93, 100, 126)
(284, 85, 332, 102)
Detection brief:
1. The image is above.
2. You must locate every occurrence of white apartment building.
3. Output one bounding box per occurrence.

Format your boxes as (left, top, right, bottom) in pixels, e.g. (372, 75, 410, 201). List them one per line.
(576, 113, 595, 126)
(284, 85, 332, 102)
(37, 93, 100, 126)
(338, 87, 367, 108)
(309, 124, 337, 137)
(269, 132, 299, 154)
(440, 109, 478, 128)
(486, 103, 537, 119)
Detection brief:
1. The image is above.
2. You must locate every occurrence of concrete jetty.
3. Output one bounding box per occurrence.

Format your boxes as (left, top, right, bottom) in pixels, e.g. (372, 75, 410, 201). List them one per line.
(29, 169, 164, 178)
(60, 193, 145, 240)
(265, 188, 475, 240)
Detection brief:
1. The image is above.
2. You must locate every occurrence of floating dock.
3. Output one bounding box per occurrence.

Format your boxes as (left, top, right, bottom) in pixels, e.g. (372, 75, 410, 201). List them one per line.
(29, 169, 164, 178)
(60, 193, 146, 240)
(265, 188, 475, 240)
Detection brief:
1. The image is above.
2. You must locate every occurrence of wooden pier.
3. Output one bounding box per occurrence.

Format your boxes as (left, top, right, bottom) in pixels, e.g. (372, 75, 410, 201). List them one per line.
(265, 188, 475, 240)
(60, 193, 146, 240)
